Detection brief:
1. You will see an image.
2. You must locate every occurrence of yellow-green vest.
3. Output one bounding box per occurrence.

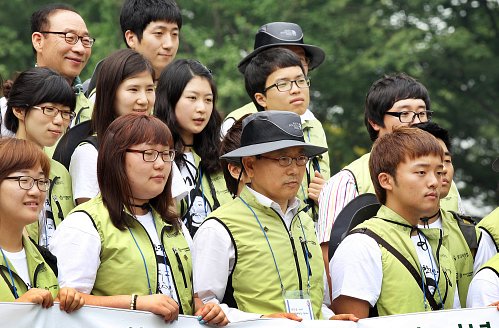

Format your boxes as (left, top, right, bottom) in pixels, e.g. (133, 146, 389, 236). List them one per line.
(26, 159, 74, 245)
(0, 236, 59, 301)
(353, 206, 457, 316)
(477, 207, 499, 251)
(478, 253, 499, 276)
(71, 196, 194, 315)
(440, 210, 475, 307)
(344, 152, 461, 212)
(205, 186, 324, 319)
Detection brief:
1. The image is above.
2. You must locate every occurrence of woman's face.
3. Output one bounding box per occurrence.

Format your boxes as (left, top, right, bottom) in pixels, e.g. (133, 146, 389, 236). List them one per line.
(16, 102, 72, 148)
(0, 165, 46, 230)
(114, 70, 156, 117)
(125, 142, 173, 204)
(174, 76, 213, 144)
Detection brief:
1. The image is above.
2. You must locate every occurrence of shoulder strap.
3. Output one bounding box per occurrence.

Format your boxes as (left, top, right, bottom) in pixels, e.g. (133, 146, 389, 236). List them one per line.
(350, 228, 441, 311)
(82, 135, 99, 149)
(28, 237, 58, 276)
(204, 169, 221, 210)
(449, 211, 478, 252)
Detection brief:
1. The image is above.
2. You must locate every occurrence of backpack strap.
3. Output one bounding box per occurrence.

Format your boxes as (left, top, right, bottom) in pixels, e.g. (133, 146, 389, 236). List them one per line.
(350, 227, 442, 311)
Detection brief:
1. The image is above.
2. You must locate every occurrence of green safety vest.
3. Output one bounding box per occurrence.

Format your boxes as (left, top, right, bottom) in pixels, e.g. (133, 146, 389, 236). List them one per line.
(477, 253, 499, 276)
(26, 159, 74, 244)
(477, 207, 499, 252)
(71, 196, 194, 315)
(205, 186, 324, 319)
(0, 236, 59, 301)
(344, 152, 461, 212)
(352, 205, 457, 316)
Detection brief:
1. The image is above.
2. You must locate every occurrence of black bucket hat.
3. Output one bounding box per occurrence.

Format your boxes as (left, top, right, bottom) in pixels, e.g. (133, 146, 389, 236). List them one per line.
(221, 111, 327, 160)
(237, 22, 326, 74)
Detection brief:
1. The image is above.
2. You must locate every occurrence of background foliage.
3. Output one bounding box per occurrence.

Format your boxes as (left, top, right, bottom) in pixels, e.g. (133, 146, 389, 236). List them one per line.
(0, 0, 497, 214)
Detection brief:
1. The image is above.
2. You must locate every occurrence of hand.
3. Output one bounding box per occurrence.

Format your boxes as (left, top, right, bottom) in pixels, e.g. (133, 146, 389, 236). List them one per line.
(488, 300, 499, 310)
(261, 312, 302, 321)
(195, 302, 229, 326)
(308, 171, 325, 204)
(329, 313, 359, 321)
(16, 288, 53, 308)
(136, 294, 179, 322)
(56, 287, 85, 313)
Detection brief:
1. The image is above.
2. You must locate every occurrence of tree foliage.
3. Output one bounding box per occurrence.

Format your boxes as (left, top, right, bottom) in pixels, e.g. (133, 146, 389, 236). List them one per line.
(0, 0, 497, 212)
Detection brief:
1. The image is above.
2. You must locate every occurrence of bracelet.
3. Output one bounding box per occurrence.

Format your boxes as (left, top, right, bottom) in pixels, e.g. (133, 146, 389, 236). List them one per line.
(130, 294, 138, 310)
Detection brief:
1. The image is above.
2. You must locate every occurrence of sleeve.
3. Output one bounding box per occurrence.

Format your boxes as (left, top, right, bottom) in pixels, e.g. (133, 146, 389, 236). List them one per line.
(330, 233, 382, 306)
(474, 228, 498, 273)
(49, 211, 101, 294)
(69, 144, 99, 201)
(316, 170, 359, 243)
(220, 118, 236, 139)
(171, 161, 191, 201)
(467, 268, 499, 307)
(192, 219, 261, 322)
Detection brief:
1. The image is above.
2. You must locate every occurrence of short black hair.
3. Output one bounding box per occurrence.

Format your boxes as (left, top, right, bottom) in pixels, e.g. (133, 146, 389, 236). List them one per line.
(244, 47, 304, 111)
(120, 0, 182, 45)
(364, 73, 431, 141)
(31, 3, 77, 55)
(413, 121, 452, 153)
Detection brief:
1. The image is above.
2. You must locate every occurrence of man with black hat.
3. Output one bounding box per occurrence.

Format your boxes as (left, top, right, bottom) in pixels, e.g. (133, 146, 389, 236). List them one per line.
(193, 111, 357, 322)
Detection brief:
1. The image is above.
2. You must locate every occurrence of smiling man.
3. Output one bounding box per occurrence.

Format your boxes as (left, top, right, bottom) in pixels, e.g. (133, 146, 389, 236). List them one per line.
(31, 4, 94, 126)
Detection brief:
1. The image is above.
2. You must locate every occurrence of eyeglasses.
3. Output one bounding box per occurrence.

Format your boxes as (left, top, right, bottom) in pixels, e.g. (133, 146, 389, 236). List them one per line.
(4, 176, 50, 192)
(384, 110, 433, 123)
(32, 105, 75, 121)
(40, 31, 95, 48)
(258, 155, 309, 167)
(126, 149, 175, 162)
(264, 78, 311, 92)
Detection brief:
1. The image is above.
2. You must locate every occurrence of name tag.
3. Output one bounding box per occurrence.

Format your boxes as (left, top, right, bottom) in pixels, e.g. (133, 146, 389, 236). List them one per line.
(284, 290, 313, 320)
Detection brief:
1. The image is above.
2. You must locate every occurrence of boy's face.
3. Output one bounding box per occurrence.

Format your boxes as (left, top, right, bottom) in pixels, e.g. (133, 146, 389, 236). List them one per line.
(255, 66, 309, 115)
(125, 20, 179, 78)
(371, 98, 428, 138)
(383, 154, 443, 224)
(437, 139, 454, 198)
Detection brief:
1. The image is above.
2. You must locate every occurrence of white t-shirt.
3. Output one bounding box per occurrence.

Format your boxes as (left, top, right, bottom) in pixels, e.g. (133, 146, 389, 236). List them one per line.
(37, 195, 56, 248)
(474, 229, 498, 273)
(50, 210, 192, 296)
(467, 267, 499, 307)
(70, 143, 190, 202)
(2, 248, 31, 289)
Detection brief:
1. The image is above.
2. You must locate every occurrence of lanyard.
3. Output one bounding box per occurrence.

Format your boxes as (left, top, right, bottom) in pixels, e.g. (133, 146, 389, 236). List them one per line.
(0, 247, 19, 299)
(416, 230, 444, 309)
(238, 197, 311, 294)
(127, 212, 172, 296)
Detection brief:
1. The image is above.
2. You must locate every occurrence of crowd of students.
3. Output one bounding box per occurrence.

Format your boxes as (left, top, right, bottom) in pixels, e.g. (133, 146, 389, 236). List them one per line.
(0, 0, 498, 324)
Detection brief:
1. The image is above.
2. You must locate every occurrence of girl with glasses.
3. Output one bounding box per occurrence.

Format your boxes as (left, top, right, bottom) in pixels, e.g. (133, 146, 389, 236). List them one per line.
(155, 59, 231, 236)
(50, 114, 228, 325)
(4, 67, 76, 248)
(0, 138, 83, 312)
(69, 49, 188, 207)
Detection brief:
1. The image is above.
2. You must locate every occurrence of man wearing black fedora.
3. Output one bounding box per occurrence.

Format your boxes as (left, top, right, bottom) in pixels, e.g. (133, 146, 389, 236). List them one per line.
(193, 111, 357, 322)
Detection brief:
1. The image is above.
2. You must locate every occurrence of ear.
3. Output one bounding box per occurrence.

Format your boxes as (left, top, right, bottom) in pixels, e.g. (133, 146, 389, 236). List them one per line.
(32, 32, 43, 52)
(228, 163, 242, 180)
(368, 119, 382, 132)
(378, 172, 394, 191)
(241, 157, 256, 179)
(254, 93, 267, 109)
(125, 30, 138, 48)
(12, 107, 26, 121)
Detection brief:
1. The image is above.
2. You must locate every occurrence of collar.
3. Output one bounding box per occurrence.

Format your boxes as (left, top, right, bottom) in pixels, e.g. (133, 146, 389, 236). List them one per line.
(300, 109, 316, 122)
(245, 185, 301, 218)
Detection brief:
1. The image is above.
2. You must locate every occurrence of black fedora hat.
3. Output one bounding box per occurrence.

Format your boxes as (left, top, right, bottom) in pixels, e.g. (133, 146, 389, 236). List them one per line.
(221, 111, 327, 160)
(237, 22, 326, 74)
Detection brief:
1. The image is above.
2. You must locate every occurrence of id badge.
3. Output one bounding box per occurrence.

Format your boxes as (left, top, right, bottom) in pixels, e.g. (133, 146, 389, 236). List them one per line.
(283, 290, 313, 320)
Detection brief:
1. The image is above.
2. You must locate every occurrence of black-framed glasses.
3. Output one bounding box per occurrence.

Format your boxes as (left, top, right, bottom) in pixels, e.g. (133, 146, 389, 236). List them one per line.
(264, 78, 311, 92)
(40, 31, 95, 48)
(384, 110, 433, 123)
(257, 155, 309, 167)
(32, 105, 75, 121)
(126, 149, 175, 162)
(4, 176, 50, 192)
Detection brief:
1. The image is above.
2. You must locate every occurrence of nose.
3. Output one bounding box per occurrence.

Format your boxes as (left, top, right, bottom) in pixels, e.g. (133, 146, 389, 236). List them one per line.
(27, 183, 43, 197)
(195, 99, 207, 113)
(289, 81, 301, 94)
(162, 34, 173, 49)
(53, 111, 64, 125)
(136, 90, 148, 105)
(71, 39, 86, 54)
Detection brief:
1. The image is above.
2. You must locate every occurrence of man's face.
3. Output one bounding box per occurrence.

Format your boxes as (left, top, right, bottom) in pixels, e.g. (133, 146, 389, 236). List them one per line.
(255, 66, 310, 115)
(384, 154, 443, 224)
(243, 146, 306, 209)
(282, 45, 310, 74)
(33, 10, 91, 81)
(126, 21, 179, 78)
(437, 139, 454, 198)
(371, 98, 428, 138)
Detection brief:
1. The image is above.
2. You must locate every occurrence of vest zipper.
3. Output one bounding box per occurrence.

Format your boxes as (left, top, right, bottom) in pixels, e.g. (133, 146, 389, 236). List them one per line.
(299, 236, 312, 276)
(160, 227, 185, 315)
(173, 247, 188, 288)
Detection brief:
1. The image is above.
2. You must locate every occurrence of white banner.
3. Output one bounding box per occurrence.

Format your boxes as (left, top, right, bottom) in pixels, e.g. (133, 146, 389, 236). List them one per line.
(1, 302, 497, 327)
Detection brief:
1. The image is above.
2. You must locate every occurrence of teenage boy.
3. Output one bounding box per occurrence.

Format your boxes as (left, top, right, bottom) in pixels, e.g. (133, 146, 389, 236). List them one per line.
(31, 3, 94, 126)
(193, 111, 356, 322)
(330, 126, 458, 317)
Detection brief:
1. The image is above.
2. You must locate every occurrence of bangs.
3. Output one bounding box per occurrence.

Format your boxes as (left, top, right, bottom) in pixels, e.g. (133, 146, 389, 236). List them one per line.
(33, 74, 77, 111)
(110, 114, 173, 150)
(0, 138, 50, 179)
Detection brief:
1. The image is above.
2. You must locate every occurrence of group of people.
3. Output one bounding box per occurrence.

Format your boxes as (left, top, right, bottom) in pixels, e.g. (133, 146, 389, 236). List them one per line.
(0, 0, 498, 325)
